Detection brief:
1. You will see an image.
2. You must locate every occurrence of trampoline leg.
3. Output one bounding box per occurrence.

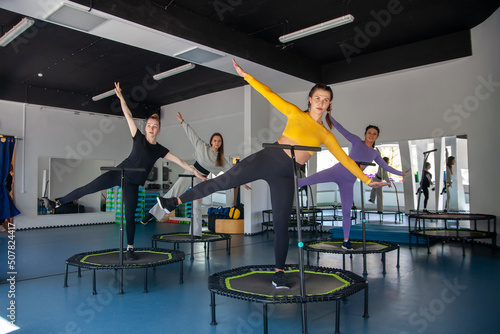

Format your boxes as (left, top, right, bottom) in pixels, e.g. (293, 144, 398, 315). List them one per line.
(306, 251, 310, 266)
(210, 292, 217, 326)
(227, 238, 231, 255)
(191, 241, 194, 260)
(64, 263, 69, 288)
(92, 269, 97, 295)
(381, 253, 386, 275)
(263, 304, 268, 334)
(118, 269, 124, 295)
(179, 260, 184, 284)
(206, 242, 210, 260)
(143, 268, 148, 293)
(78, 266, 82, 277)
(301, 303, 308, 334)
(335, 299, 341, 334)
(362, 253, 367, 276)
(462, 239, 466, 257)
(426, 238, 431, 254)
(342, 255, 346, 270)
(363, 283, 370, 318)
(396, 247, 400, 268)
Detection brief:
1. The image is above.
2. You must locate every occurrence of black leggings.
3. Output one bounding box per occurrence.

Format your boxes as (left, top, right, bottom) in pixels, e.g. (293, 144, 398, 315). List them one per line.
(422, 187, 429, 209)
(58, 171, 139, 245)
(180, 147, 298, 270)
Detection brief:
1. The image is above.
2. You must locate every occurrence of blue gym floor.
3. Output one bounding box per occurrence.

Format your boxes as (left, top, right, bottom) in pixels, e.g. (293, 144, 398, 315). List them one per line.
(1, 219, 499, 334)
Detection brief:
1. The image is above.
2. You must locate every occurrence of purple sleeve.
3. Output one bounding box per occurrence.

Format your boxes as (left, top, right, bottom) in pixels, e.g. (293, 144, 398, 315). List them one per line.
(374, 155, 403, 176)
(330, 115, 362, 145)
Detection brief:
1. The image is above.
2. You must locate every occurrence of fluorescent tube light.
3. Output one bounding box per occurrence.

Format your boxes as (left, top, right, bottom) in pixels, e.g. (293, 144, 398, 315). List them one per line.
(279, 14, 354, 43)
(92, 89, 116, 102)
(0, 17, 35, 47)
(153, 63, 196, 81)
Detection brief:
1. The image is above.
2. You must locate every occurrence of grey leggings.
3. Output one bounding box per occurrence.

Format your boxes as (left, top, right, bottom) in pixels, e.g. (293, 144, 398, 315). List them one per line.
(180, 147, 298, 270)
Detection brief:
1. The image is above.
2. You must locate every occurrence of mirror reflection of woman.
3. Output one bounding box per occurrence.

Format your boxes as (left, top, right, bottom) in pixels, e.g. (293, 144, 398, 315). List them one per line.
(43, 83, 205, 260)
(445, 156, 456, 212)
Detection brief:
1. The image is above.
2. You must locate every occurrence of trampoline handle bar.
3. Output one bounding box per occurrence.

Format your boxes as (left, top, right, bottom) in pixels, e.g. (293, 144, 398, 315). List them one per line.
(100, 166, 146, 172)
(178, 174, 197, 178)
(262, 142, 321, 152)
(355, 161, 376, 166)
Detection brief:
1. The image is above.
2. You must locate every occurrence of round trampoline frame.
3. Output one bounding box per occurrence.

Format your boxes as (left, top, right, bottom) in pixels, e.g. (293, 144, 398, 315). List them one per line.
(208, 264, 368, 334)
(64, 247, 184, 294)
(304, 238, 400, 275)
(408, 212, 497, 255)
(151, 232, 231, 259)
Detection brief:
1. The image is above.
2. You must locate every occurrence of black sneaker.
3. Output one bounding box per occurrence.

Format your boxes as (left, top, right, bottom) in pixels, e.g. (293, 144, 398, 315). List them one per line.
(157, 197, 178, 214)
(126, 249, 137, 261)
(342, 240, 354, 251)
(141, 213, 154, 225)
(272, 271, 289, 289)
(368, 199, 375, 204)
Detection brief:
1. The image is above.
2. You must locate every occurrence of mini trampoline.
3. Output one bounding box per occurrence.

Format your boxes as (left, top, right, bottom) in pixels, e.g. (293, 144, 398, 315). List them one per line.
(208, 264, 368, 334)
(64, 247, 184, 294)
(304, 238, 400, 274)
(409, 212, 497, 255)
(151, 232, 231, 259)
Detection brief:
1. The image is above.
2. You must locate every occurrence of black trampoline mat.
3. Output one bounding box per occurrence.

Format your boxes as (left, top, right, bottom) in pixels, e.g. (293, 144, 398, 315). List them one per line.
(80, 250, 173, 266)
(309, 241, 387, 251)
(155, 233, 229, 242)
(416, 230, 487, 238)
(225, 270, 350, 298)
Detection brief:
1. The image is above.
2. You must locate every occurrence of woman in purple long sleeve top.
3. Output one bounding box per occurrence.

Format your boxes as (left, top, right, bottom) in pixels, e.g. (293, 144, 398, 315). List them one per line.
(299, 115, 408, 250)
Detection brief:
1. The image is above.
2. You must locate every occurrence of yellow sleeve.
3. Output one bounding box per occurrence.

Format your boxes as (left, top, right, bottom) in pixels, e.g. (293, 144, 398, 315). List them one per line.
(324, 133, 372, 186)
(244, 75, 299, 116)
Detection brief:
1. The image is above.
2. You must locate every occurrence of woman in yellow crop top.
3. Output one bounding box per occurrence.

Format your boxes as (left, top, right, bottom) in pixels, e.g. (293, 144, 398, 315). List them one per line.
(157, 60, 387, 288)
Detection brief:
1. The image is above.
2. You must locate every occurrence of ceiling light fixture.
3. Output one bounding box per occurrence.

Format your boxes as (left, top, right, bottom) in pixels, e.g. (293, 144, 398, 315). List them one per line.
(153, 63, 196, 81)
(278, 14, 354, 43)
(92, 89, 116, 102)
(0, 17, 35, 47)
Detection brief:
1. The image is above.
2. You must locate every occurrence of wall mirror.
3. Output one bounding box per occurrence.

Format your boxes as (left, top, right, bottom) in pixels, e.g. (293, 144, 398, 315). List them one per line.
(37, 157, 114, 215)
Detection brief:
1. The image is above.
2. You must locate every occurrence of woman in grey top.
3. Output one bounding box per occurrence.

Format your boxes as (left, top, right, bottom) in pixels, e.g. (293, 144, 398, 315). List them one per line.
(142, 112, 241, 237)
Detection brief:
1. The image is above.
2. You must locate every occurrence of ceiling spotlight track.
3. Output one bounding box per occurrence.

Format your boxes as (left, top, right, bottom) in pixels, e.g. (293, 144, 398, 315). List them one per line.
(278, 15, 354, 43)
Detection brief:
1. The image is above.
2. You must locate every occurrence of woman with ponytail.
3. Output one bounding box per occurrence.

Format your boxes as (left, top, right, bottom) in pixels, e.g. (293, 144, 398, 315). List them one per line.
(299, 118, 409, 250)
(43, 83, 205, 260)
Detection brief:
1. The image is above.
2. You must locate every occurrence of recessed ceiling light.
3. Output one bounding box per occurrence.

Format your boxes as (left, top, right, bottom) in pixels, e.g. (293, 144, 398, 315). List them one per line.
(174, 47, 225, 64)
(46, 3, 107, 32)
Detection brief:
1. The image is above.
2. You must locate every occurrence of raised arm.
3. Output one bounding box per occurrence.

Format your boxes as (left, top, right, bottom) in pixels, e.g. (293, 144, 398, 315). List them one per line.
(164, 152, 207, 182)
(115, 82, 138, 137)
(329, 115, 362, 144)
(177, 112, 206, 150)
(233, 59, 298, 116)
